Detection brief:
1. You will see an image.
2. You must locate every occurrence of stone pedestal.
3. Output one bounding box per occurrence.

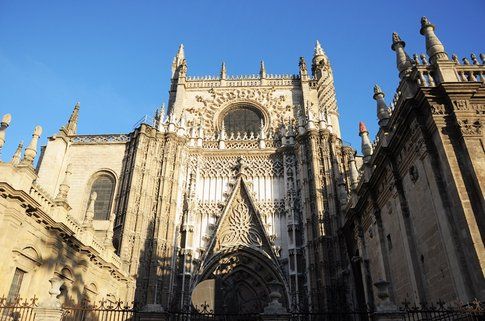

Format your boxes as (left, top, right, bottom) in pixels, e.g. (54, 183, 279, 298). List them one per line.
(33, 307, 64, 321)
(138, 312, 168, 321)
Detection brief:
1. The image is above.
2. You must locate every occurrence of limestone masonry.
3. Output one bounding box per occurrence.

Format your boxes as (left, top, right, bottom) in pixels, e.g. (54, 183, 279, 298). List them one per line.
(0, 17, 483, 313)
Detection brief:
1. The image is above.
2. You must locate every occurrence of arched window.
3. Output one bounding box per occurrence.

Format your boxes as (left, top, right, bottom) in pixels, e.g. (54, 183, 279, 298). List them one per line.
(223, 106, 263, 135)
(90, 174, 115, 220)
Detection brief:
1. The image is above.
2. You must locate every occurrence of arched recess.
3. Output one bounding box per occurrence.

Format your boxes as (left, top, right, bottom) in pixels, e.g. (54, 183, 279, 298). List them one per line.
(85, 170, 117, 221)
(214, 101, 271, 134)
(191, 247, 289, 314)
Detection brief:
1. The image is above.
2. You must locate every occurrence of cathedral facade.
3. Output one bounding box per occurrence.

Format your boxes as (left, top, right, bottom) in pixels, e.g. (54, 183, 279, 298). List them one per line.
(0, 17, 483, 314)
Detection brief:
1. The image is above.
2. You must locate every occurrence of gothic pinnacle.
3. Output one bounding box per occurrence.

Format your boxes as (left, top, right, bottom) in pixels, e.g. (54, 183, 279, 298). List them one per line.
(373, 84, 390, 127)
(0, 113, 12, 152)
(359, 122, 373, 161)
(20, 125, 42, 166)
(220, 62, 227, 79)
(314, 40, 325, 57)
(259, 60, 266, 78)
(62, 102, 80, 135)
(10, 141, 23, 166)
(176, 44, 185, 61)
(420, 17, 448, 64)
(391, 32, 413, 78)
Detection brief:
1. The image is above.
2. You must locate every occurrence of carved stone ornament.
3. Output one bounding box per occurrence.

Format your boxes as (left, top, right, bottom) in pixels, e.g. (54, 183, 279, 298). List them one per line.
(457, 118, 483, 137)
(431, 104, 446, 115)
(453, 100, 469, 111)
(193, 87, 288, 133)
(218, 198, 263, 248)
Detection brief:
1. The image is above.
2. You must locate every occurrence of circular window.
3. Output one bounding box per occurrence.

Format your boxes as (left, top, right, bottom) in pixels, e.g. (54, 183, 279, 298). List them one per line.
(223, 106, 263, 135)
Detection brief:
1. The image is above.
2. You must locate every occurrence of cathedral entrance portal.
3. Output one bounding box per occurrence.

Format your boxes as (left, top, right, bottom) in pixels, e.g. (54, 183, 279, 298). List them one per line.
(191, 250, 288, 314)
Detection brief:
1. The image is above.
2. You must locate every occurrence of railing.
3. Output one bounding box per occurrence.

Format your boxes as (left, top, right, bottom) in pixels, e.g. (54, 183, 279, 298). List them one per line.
(0, 297, 37, 321)
(2, 297, 483, 321)
(62, 300, 137, 321)
(400, 300, 484, 321)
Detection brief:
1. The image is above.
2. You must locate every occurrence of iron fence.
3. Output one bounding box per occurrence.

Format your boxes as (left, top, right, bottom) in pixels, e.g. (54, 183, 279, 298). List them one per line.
(399, 300, 484, 321)
(0, 297, 37, 321)
(0, 297, 483, 321)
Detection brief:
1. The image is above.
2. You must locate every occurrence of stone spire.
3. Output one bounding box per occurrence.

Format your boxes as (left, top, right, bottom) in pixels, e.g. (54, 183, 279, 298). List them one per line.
(373, 85, 391, 128)
(420, 17, 448, 64)
(359, 122, 373, 162)
(10, 141, 23, 166)
(220, 62, 227, 79)
(391, 32, 413, 78)
(349, 153, 360, 190)
(312, 40, 329, 77)
(259, 60, 267, 79)
(20, 125, 42, 166)
(314, 40, 325, 56)
(0, 113, 12, 156)
(171, 44, 186, 78)
(56, 164, 72, 201)
(61, 102, 80, 136)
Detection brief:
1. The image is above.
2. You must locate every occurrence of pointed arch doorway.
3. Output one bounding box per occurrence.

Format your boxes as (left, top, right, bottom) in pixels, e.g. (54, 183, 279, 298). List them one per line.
(191, 249, 288, 314)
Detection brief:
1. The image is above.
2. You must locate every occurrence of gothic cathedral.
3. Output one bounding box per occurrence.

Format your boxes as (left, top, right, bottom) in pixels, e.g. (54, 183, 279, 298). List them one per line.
(0, 17, 483, 314)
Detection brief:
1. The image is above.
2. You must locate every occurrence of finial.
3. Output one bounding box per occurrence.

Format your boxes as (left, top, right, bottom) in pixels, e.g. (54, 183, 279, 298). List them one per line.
(62, 102, 80, 135)
(419, 16, 448, 63)
(20, 125, 42, 166)
(314, 40, 324, 56)
(56, 164, 72, 201)
(176, 44, 185, 60)
(373, 84, 384, 97)
(359, 121, 368, 134)
(452, 54, 459, 64)
(10, 141, 23, 166)
(359, 122, 373, 161)
(391, 32, 413, 78)
(373, 85, 390, 128)
(259, 60, 267, 78)
(471, 54, 479, 65)
(220, 62, 227, 79)
(480, 53, 485, 64)
(0, 113, 12, 153)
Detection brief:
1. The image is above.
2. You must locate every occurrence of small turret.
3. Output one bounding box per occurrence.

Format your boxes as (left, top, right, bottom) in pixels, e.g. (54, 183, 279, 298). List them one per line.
(0, 113, 12, 156)
(61, 102, 79, 136)
(373, 85, 391, 128)
(10, 141, 23, 166)
(312, 40, 329, 78)
(20, 125, 42, 167)
(359, 122, 373, 162)
(391, 32, 413, 78)
(420, 17, 448, 64)
(220, 62, 227, 80)
(259, 60, 267, 79)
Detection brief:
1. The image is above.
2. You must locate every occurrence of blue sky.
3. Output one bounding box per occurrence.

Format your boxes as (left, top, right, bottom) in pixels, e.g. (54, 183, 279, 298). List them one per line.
(1, 1, 484, 159)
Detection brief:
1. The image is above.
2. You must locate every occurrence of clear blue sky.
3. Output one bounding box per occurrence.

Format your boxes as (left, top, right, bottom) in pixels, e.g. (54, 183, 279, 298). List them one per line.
(1, 1, 484, 159)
